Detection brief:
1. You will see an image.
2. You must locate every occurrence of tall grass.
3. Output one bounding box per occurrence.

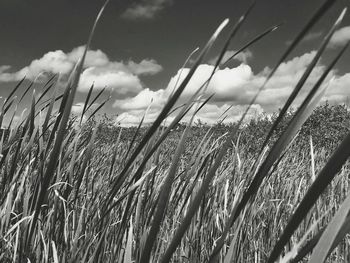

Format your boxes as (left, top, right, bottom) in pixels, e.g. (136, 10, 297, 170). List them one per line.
(1, 0, 350, 262)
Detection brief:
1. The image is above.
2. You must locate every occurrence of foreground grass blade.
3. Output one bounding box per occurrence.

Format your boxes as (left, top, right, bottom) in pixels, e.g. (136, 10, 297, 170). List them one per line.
(257, 7, 347, 158)
(139, 114, 195, 263)
(309, 193, 350, 263)
(4, 76, 25, 107)
(104, 18, 230, 209)
(210, 31, 349, 263)
(80, 84, 94, 123)
(267, 41, 349, 263)
(84, 86, 105, 114)
(103, 1, 255, 224)
(290, 213, 350, 262)
(26, 0, 112, 247)
(268, 133, 350, 262)
(234, 0, 338, 147)
(220, 23, 280, 68)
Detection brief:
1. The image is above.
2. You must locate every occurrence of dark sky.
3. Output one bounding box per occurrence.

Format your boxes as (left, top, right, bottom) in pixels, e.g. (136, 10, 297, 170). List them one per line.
(0, 0, 349, 125)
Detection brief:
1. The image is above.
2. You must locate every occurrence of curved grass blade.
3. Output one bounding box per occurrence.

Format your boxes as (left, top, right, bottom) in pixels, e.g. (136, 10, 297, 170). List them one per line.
(257, 7, 347, 160)
(220, 23, 281, 68)
(210, 34, 349, 263)
(26, 0, 112, 247)
(124, 102, 153, 160)
(267, 41, 349, 263)
(18, 81, 34, 104)
(290, 213, 350, 262)
(158, 4, 262, 261)
(169, 47, 200, 97)
(139, 113, 195, 263)
(309, 193, 350, 263)
(86, 96, 111, 122)
(4, 76, 25, 107)
(80, 84, 94, 124)
(104, 18, 230, 209)
(84, 86, 105, 114)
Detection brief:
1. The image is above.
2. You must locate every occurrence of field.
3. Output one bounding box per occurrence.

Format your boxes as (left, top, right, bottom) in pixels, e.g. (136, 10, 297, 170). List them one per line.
(1, 0, 350, 262)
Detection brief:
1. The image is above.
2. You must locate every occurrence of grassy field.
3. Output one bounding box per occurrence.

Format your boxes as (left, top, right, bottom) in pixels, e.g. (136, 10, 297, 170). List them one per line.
(1, 0, 350, 262)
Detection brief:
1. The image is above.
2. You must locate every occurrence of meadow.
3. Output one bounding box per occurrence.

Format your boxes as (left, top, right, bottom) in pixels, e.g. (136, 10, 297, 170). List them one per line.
(1, 0, 350, 262)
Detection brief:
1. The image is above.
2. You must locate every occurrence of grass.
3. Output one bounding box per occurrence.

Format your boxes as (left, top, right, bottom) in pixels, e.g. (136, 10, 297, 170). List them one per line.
(1, 0, 350, 262)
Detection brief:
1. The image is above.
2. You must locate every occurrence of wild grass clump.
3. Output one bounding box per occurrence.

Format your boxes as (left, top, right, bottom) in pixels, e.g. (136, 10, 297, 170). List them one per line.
(1, 0, 350, 262)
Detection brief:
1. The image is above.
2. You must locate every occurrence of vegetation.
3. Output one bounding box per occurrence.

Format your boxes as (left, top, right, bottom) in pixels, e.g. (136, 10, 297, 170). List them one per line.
(1, 0, 350, 262)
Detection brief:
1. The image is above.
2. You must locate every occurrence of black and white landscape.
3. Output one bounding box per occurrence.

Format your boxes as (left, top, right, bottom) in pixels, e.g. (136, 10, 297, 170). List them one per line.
(1, 0, 350, 262)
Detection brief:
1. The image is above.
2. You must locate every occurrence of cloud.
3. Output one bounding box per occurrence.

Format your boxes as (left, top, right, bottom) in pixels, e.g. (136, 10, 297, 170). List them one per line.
(286, 31, 323, 45)
(0, 50, 73, 82)
(184, 103, 263, 125)
(330, 26, 350, 47)
(304, 31, 323, 42)
(0, 46, 163, 94)
(116, 103, 264, 127)
(71, 103, 85, 115)
(115, 51, 320, 112)
(208, 50, 253, 65)
(166, 63, 254, 101)
(114, 50, 350, 125)
(79, 68, 143, 94)
(114, 88, 166, 110)
(72, 102, 99, 115)
(127, 59, 163, 75)
(117, 108, 161, 127)
(324, 73, 350, 103)
(121, 0, 172, 20)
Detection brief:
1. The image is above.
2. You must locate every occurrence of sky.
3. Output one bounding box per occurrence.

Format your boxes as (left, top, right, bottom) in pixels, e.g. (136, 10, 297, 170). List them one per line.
(1, 0, 350, 126)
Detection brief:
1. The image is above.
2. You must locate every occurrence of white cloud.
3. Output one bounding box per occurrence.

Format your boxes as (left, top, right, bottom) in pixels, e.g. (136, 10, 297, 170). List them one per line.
(114, 88, 166, 110)
(324, 73, 350, 102)
(304, 31, 323, 42)
(121, 0, 172, 20)
(114, 50, 350, 125)
(69, 46, 110, 67)
(127, 59, 163, 76)
(116, 102, 264, 127)
(72, 102, 99, 115)
(166, 63, 254, 101)
(0, 50, 73, 82)
(286, 31, 323, 45)
(71, 102, 85, 115)
(114, 51, 320, 113)
(116, 108, 162, 127)
(330, 26, 350, 47)
(0, 46, 163, 94)
(185, 103, 263, 125)
(79, 68, 143, 93)
(209, 50, 253, 65)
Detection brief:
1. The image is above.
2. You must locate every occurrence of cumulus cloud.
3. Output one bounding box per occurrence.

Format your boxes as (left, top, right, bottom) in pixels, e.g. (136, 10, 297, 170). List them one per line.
(184, 103, 263, 125)
(114, 88, 166, 110)
(116, 103, 263, 127)
(117, 108, 161, 127)
(114, 50, 350, 125)
(330, 26, 350, 47)
(208, 50, 253, 65)
(286, 31, 323, 45)
(0, 46, 163, 94)
(121, 0, 172, 20)
(324, 73, 350, 103)
(79, 68, 143, 94)
(71, 102, 99, 115)
(127, 59, 163, 75)
(166, 64, 254, 101)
